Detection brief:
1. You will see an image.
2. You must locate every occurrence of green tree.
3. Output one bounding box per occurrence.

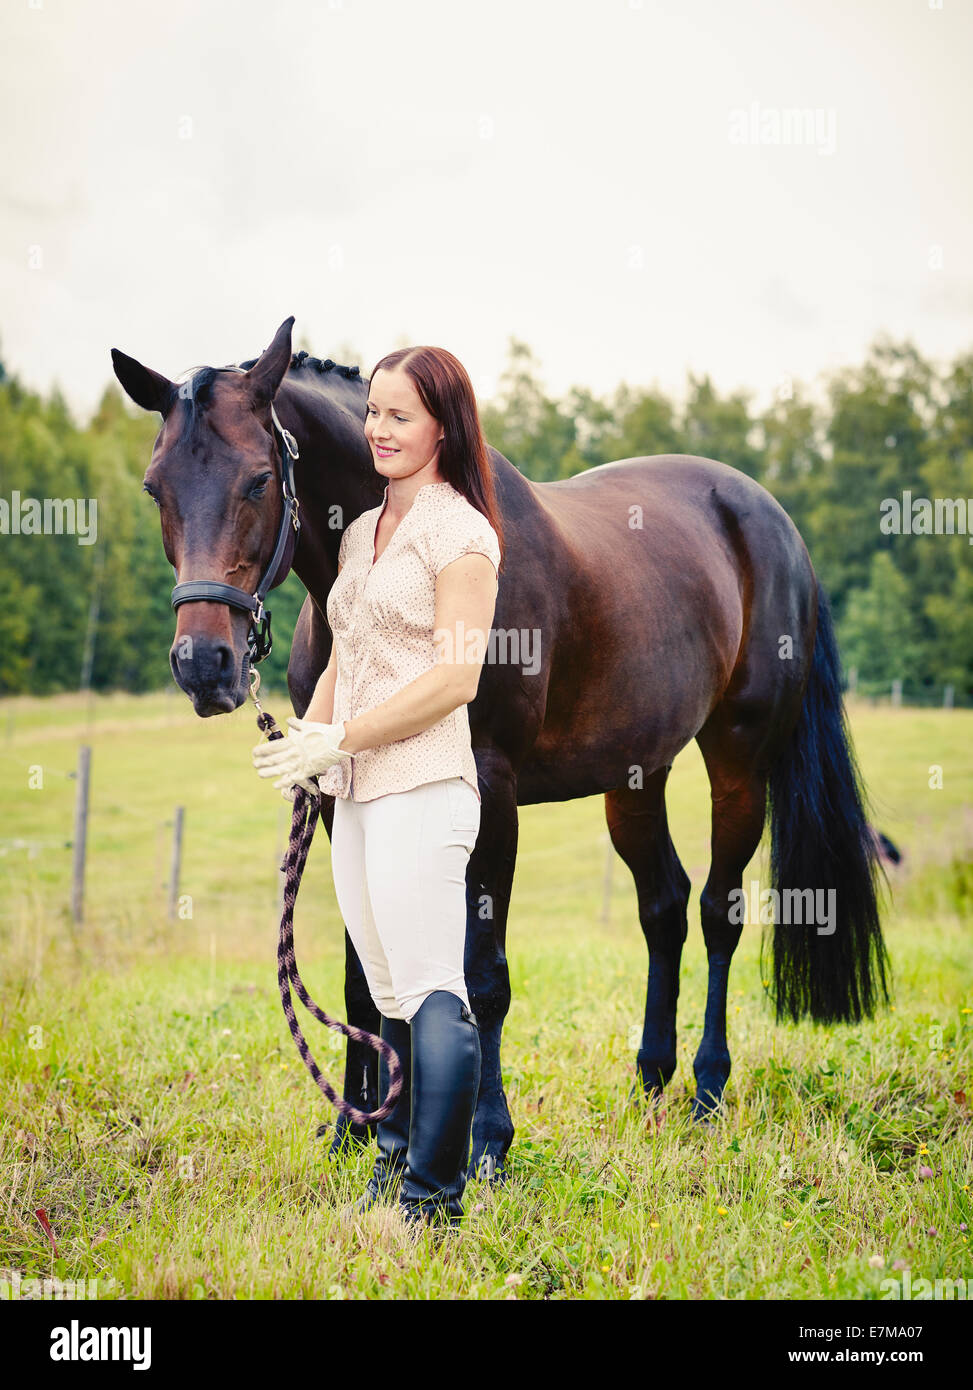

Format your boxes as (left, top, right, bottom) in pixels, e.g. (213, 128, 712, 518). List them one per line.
(480, 338, 576, 481)
(839, 551, 925, 690)
(682, 374, 761, 478)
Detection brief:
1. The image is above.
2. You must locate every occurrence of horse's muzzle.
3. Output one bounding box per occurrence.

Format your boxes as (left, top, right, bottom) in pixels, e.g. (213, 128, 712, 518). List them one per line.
(169, 632, 249, 716)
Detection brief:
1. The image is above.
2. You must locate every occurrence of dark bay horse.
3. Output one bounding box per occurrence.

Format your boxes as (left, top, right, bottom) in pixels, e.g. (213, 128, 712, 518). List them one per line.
(111, 317, 889, 1181)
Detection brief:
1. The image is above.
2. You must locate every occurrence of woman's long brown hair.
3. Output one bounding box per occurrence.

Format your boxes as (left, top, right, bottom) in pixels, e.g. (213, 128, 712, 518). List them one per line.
(367, 346, 505, 571)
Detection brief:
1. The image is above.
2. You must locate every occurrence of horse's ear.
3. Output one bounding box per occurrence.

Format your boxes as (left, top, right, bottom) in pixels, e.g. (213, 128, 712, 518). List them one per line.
(245, 317, 295, 406)
(110, 349, 177, 416)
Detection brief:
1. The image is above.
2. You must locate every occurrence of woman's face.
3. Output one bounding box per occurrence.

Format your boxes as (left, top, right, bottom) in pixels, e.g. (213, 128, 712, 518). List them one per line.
(365, 367, 443, 483)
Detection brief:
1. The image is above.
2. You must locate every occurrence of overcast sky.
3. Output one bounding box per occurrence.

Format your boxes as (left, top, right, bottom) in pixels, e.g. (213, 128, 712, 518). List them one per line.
(1, 0, 971, 423)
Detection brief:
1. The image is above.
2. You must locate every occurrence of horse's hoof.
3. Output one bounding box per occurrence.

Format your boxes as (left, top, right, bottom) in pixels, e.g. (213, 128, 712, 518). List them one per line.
(690, 1097, 722, 1129)
(468, 1153, 508, 1186)
(645, 1103, 668, 1133)
(629, 1080, 667, 1122)
(318, 1121, 374, 1156)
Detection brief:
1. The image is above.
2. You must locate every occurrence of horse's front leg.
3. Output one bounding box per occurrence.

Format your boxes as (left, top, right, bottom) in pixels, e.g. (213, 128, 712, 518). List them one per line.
(321, 928, 382, 1153)
(465, 751, 519, 1185)
(299, 791, 380, 1155)
(286, 604, 380, 1152)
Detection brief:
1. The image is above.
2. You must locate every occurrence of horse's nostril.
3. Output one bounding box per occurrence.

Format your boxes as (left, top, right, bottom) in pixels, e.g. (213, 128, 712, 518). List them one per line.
(215, 643, 234, 678)
(170, 637, 235, 681)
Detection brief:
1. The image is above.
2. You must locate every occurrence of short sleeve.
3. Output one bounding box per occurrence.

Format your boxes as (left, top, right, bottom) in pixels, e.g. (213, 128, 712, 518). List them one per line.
(429, 512, 501, 579)
(338, 524, 350, 568)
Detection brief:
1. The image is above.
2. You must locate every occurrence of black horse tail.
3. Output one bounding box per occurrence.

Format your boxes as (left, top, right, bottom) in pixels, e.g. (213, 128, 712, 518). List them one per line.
(764, 582, 891, 1024)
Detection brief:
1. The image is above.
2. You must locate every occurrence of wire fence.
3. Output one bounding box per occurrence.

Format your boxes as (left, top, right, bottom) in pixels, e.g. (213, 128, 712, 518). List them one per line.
(846, 672, 972, 708)
(0, 676, 966, 929)
(0, 738, 294, 929)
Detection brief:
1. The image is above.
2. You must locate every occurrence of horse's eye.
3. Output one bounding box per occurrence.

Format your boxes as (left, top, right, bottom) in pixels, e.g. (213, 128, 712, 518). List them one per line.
(248, 474, 272, 500)
(142, 484, 160, 507)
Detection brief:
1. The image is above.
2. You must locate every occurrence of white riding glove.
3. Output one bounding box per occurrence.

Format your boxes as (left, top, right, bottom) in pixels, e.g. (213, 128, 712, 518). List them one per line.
(252, 717, 356, 799)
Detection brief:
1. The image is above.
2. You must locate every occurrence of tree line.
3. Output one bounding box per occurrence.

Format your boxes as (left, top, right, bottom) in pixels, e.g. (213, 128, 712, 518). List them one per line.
(0, 335, 970, 701)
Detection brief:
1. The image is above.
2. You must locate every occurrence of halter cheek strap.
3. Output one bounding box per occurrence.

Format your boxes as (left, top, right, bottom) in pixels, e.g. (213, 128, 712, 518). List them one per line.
(170, 367, 301, 664)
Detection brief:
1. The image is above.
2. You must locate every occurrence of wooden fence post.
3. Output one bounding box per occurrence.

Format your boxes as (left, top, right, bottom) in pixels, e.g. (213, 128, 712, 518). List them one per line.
(70, 746, 91, 925)
(167, 807, 185, 921)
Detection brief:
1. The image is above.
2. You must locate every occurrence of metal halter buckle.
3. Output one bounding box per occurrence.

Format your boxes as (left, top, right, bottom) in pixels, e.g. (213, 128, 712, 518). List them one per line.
(250, 606, 273, 663)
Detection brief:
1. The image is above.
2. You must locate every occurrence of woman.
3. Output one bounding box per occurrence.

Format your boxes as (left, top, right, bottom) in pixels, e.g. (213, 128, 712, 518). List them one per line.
(252, 346, 504, 1233)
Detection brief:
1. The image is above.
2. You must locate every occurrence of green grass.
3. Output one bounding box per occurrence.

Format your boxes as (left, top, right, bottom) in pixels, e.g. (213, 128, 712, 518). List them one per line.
(1, 692, 971, 1299)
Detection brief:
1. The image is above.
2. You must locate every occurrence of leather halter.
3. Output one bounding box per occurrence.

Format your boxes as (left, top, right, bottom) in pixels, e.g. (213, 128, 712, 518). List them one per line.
(170, 366, 301, 664)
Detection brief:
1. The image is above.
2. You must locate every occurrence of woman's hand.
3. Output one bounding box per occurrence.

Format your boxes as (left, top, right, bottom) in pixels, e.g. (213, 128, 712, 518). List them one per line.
(252, 717, 356, 798)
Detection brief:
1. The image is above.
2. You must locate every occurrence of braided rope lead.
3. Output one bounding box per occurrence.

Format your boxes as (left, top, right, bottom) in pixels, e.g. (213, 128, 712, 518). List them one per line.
(256, 708, 403, 1125)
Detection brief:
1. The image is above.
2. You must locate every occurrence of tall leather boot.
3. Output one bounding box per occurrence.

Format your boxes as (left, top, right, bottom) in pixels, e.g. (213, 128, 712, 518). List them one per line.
(355, 1013, 412, 1213)
(397, 991, 481, 1230)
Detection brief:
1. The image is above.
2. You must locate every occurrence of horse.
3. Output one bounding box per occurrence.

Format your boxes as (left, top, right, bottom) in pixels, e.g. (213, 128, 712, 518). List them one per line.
(111, 317, 890, 1183)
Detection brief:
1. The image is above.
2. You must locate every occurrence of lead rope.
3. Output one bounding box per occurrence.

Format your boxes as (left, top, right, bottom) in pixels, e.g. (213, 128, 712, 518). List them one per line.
(252, 680, 403, 1126)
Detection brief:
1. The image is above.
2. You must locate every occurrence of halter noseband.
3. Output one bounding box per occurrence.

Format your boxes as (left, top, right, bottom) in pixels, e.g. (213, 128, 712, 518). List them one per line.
(170, 366, 301, 664)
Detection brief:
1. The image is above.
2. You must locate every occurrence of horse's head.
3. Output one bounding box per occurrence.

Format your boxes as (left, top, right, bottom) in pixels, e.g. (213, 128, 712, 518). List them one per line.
(111, 317, 298, 716)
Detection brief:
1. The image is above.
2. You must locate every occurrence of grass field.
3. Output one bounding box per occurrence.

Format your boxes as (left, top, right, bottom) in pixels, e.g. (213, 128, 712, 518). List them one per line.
(1, 689, 971, 1300)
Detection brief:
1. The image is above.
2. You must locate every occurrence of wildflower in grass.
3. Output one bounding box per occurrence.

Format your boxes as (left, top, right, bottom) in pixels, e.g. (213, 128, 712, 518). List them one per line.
(783, 1220, 793, 1229)
(717, 1206, 729, 1216)
(868, 1255, 884, 1268)
(601, 1263, 610, 1271)
(649, 1220, 660, 1229)
(504, 1273, 523, 1287)
(918, 1166, 934, 1179)
(918, 1146, 929, 1155)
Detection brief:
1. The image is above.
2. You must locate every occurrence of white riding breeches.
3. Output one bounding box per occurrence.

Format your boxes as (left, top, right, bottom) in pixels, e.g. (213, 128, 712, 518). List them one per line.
(329, 776, 481, 1022)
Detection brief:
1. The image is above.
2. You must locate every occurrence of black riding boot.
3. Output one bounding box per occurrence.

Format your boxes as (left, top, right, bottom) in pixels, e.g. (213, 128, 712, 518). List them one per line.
(397, 991, 481, 1230)
(355, 1013, 412, 1212)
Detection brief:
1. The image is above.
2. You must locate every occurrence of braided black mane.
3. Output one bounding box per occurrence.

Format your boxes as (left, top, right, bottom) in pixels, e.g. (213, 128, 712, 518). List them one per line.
(174, 351, 365, 425)
(238, 350, 362, 380)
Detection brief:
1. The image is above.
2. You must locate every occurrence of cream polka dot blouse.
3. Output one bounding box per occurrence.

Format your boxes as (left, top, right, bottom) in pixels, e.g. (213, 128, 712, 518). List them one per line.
(318, 479, 501, 803)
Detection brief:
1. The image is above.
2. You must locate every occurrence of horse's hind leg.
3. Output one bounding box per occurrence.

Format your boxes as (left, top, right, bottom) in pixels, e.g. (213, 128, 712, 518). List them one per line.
(693, 721, 769, 1121)
(605, 768, 690, 1100)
